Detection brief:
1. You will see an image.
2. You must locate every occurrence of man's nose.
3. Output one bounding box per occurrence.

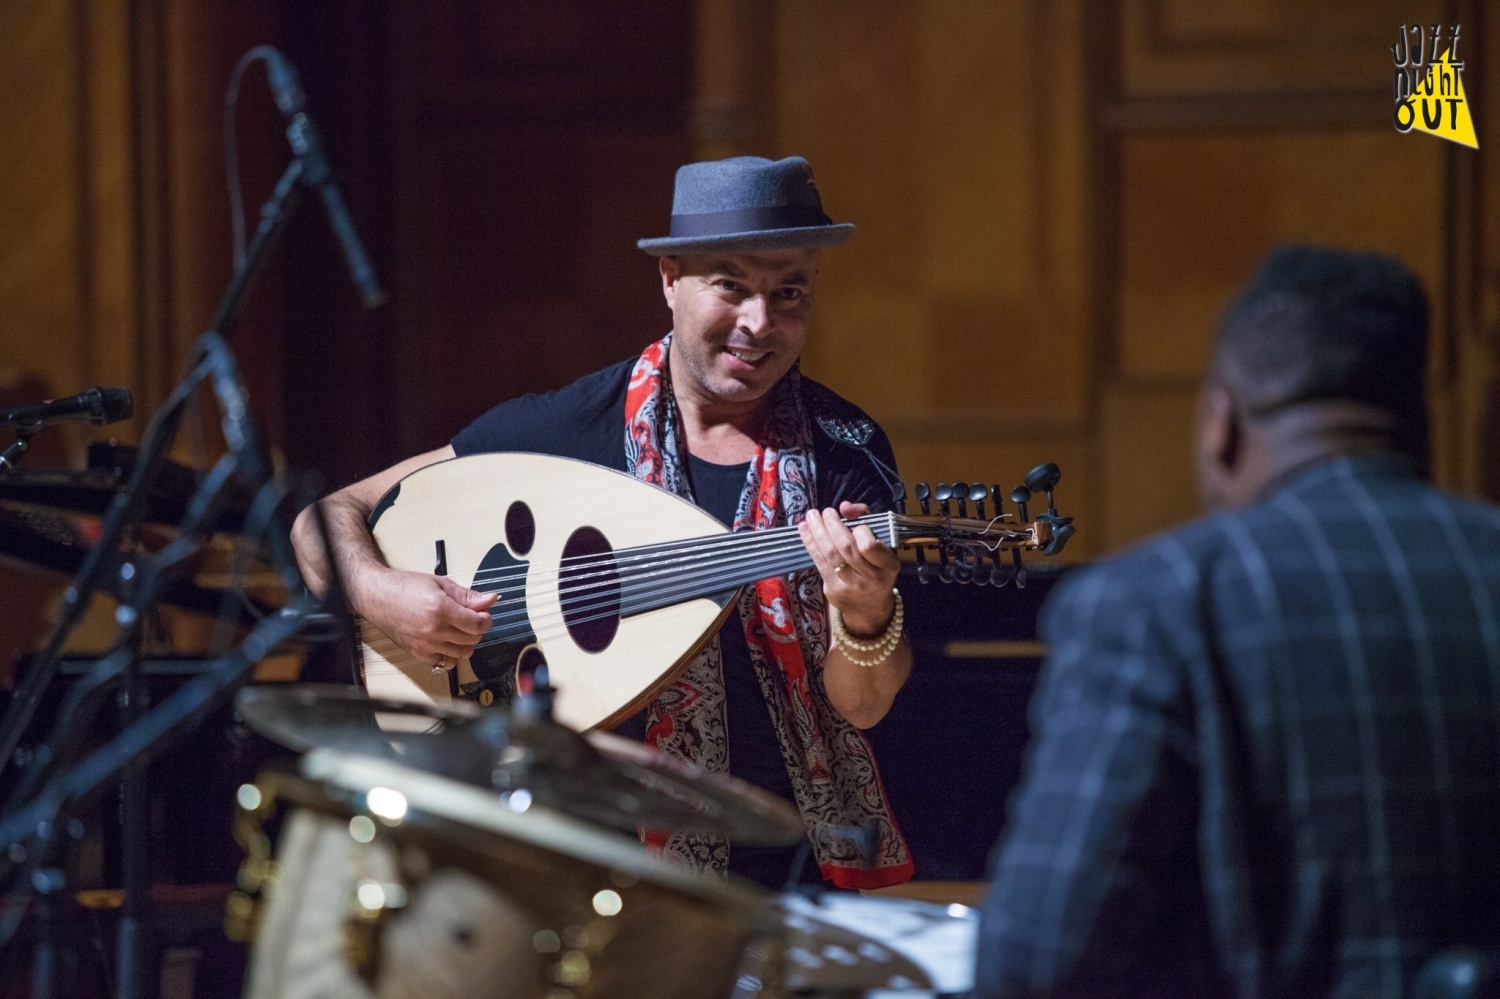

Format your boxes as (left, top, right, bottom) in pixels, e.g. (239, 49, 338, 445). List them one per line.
(738, 294, 772, 335)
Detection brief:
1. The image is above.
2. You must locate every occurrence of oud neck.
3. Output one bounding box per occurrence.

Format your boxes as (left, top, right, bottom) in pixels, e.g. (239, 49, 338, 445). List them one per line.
(618, 512, 896, 616)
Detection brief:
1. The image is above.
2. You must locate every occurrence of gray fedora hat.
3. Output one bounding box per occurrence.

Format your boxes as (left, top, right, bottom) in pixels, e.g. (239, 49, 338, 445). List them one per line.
(637, 155, 854, 254)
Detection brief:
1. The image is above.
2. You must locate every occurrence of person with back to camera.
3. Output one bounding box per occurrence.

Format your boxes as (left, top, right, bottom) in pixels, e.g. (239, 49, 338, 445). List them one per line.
(976, 245, 1500, 997)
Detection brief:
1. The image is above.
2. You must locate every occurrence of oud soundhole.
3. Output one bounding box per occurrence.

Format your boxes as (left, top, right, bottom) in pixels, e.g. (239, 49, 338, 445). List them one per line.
(515, 645, 547, 696)
(505, 501, 535, 556)
(558, 526, 620, 654)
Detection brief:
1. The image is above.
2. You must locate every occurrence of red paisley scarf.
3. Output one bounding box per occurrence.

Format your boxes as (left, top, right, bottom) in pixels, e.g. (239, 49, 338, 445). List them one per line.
(624, 333, 913, 889)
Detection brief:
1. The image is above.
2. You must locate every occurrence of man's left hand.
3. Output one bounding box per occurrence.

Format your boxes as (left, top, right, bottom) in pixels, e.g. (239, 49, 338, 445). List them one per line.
(799, 502, 901, 635)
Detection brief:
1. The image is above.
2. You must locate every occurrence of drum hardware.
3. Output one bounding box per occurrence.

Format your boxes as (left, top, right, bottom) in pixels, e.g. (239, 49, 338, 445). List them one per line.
(235, 748, 784, 999)
(229, 692, 985, 998)
(233, 684, 807, 847)
(0, 441, 256, 533)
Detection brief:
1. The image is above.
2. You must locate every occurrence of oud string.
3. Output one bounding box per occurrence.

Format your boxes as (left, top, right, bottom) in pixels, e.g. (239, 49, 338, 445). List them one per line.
(358, 522, 858, 664)
(360, 515, 1030, 668)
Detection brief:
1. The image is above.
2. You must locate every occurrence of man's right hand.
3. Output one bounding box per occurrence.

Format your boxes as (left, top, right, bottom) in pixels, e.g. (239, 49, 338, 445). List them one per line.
(352, 567, 498, 668)
(291, 445, 489, 669)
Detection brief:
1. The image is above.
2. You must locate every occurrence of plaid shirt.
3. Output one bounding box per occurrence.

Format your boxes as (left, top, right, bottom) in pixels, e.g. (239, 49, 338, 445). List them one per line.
(977, 454, 1500, 998)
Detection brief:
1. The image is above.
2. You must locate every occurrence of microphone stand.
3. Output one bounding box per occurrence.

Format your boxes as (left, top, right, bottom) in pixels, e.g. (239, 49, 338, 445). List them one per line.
(0, 426, 37, 480)
(0, 155, 310, 999)
(0, 157, 305, 782)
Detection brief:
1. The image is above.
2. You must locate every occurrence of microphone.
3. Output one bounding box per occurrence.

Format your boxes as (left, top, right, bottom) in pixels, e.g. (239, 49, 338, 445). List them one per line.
(0, 387, 133, 429)
(262, 48, 387, 310)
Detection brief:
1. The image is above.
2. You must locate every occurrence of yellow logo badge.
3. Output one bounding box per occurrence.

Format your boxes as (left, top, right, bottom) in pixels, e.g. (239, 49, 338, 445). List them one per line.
(1394, 24, 1478, 149)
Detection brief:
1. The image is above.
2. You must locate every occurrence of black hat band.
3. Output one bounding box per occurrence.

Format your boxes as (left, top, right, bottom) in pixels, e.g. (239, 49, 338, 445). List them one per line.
(669, 205, 832, 239)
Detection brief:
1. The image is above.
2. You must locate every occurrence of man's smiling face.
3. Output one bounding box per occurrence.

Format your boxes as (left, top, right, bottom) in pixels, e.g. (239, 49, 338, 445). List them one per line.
(659, 248, 818, 412)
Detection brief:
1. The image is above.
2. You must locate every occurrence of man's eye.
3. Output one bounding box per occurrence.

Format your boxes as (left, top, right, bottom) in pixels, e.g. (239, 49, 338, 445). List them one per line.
(715, 279, 741, 292)
(778, 288, 805, 301)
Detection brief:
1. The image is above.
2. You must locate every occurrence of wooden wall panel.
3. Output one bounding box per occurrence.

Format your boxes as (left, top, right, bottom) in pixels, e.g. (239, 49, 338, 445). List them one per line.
(1116, 130, 1446, 380)
(1100, 383, 1198, 549)
(0, 2, 125, 463)
(766, 0, 1102, 556)
(2, 0, 1491, 587)
(397, 133, 679, 453)
(731, 0, 1490, 558)
(385, 0, 694, 463)
(1119, 0, 1439, 97)
(161, 3, 283, 452)
(0, 1, 282, 461)
(1474, 3, 1500, 500)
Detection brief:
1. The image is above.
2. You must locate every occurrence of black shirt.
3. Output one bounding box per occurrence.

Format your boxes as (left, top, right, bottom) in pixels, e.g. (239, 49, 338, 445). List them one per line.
(451, 357, 899, 886)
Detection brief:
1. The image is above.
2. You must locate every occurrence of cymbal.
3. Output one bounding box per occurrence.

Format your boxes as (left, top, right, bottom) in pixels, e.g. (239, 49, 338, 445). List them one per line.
(234, 685, 804, 847)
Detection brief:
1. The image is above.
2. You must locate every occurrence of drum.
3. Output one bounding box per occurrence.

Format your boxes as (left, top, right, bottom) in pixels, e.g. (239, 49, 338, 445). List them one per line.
(232, 747, 783, 999)
(772, 893, 977, 997)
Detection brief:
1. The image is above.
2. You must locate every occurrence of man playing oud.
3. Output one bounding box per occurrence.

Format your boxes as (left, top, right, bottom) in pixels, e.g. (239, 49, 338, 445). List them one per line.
(292, 155, 915, 890)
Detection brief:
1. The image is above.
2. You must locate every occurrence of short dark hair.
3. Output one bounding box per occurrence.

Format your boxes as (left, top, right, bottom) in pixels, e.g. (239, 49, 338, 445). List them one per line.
(1212, 245, 1429, 426)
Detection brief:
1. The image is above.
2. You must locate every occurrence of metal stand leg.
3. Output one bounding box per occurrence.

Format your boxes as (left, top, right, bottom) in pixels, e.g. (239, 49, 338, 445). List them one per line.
(117, 672, 154, 999)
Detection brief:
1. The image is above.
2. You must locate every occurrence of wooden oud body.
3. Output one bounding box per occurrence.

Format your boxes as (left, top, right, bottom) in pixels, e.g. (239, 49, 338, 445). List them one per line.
(360, 453, 735, 732)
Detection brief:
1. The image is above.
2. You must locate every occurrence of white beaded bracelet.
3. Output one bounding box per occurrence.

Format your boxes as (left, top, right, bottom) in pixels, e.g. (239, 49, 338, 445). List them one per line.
(830, 589, 904, 668)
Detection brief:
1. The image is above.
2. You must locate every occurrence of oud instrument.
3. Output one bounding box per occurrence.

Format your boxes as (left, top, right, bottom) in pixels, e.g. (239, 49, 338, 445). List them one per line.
(358, 452, 1074, 732)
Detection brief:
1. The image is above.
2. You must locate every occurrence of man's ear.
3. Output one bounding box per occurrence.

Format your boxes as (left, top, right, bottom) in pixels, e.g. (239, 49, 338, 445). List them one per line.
(658, 255, 680, 308)
(1204, 384, 1241, 472)
(1194, 381, 1242, 510)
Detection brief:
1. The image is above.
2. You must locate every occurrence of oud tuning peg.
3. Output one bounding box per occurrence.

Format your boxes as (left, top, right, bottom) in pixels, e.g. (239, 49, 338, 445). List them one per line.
(990, 484, 1006, 519)
(969, 483, 990, 520)
(938, 561, 955, 584)
(954, 562, 973, 585)
(915, 543, 930, 582)
(1010, 485, 1031, 524)
(892, 481, 908, 514)
(1010, 548, 1027, 588)
(915, 482, 931, 515)
(1025, 462, 1061, 494)
(952, 482, 969, 518)
(934, 483, 953, 517)
(1025, 462, 1062, 516)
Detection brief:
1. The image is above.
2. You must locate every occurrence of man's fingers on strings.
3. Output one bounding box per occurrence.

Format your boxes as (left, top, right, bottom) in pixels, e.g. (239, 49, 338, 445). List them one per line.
(819, 509, 868, 574)
(853, 525, 898, 570)
(800, 512, 847, 577)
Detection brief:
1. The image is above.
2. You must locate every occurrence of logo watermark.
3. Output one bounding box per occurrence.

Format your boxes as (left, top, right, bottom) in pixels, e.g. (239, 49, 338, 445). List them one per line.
(1393, 23, 1478, 148)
